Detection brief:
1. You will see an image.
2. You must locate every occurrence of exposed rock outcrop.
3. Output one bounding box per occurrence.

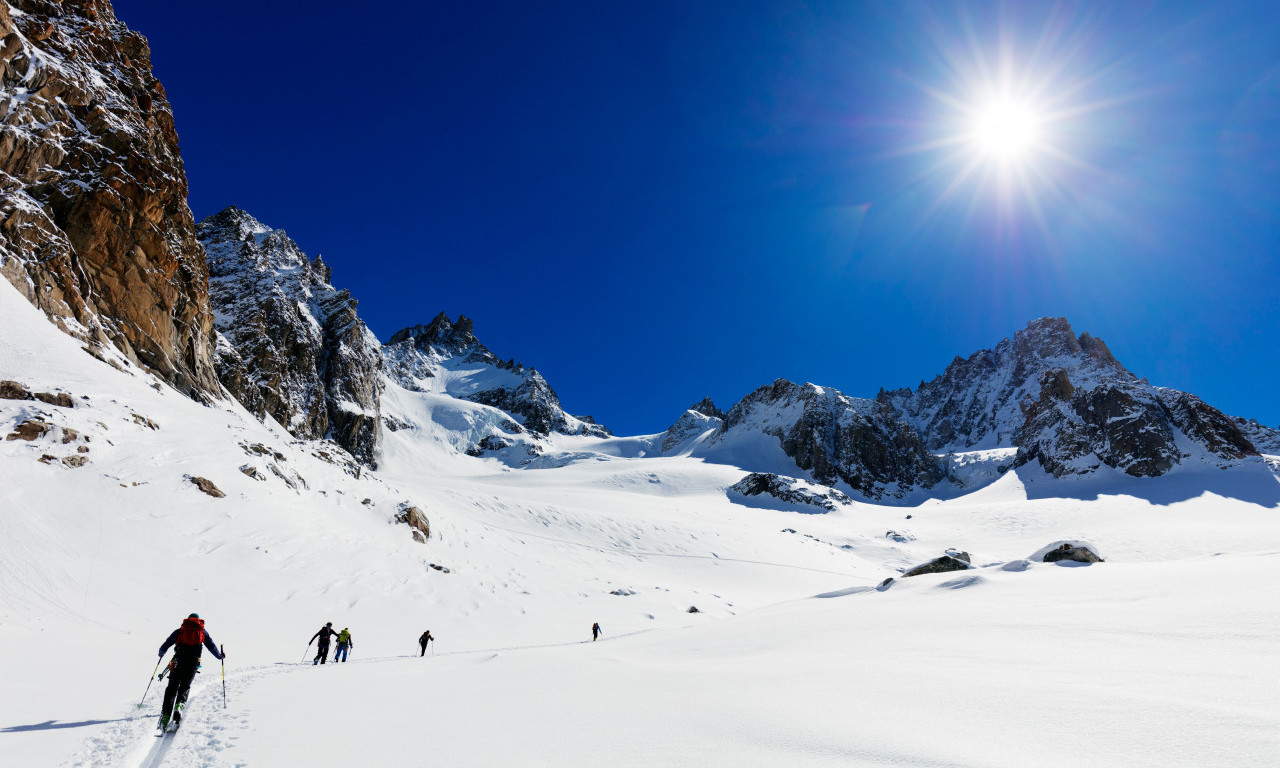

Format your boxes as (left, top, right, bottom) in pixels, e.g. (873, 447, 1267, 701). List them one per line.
(902, 551, 973, 578)
(0, 380, 73, 407)
(188, 475, 225, 498)
(1042, 543, 1104, 564)
(6, 418, 49, 441)
(395, 504, 430, 543)
(728, 472, 853, 512)
(197, 207, 382, 467)
(0, 0, 218, 397)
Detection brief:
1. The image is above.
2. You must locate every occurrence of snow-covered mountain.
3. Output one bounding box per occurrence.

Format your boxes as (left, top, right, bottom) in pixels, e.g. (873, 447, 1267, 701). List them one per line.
(383, 312, 610, 450)
(881, 317, 1261, 478)
(642, 317, 1271, 502)
(197, 207, 383, 468)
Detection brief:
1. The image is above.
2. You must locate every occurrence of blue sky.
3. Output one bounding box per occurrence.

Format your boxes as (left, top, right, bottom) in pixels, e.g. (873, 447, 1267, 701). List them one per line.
(114, 0, 1280, 435)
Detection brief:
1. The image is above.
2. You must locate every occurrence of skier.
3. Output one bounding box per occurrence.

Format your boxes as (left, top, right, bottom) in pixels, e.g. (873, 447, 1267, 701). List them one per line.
(156, 613, 223, 731)
(309, 622, 340, 665)
(418, 630, 433, 656)
(592, 622, 602, 641)
(334, 627, 354, 662)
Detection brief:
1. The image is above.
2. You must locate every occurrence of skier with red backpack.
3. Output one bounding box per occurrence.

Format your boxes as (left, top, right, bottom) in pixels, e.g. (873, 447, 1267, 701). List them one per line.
(156, 613, 223, 731)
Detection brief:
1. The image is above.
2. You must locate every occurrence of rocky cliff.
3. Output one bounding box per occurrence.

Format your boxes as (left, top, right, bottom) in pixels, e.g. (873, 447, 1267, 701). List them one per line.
(197, 207, 382, 467)
(0, 0, 218, 396)
(384, 313, 609, 439)
(708, 379, 944, 500)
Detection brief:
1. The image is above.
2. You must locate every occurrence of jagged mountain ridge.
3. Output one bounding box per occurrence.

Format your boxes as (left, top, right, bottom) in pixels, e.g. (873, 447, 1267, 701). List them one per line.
(197, 206, 383, 467)
(883, 317, 1261, 478)
(0, 0, 219, 397)
(655, 317, 1279, 501)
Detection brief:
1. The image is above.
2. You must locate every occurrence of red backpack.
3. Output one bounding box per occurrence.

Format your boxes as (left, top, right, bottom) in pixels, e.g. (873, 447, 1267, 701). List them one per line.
(176, 617, 205, 646)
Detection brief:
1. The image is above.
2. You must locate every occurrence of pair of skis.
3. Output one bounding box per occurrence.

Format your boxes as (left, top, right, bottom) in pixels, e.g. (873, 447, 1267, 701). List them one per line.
(142, 645, 225, 736)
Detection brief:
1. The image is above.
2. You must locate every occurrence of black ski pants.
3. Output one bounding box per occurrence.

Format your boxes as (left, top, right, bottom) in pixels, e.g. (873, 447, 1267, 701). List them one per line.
(314, 642, 331, 664)
(419, 642, 427, 657)
(161, 658, 198, 719)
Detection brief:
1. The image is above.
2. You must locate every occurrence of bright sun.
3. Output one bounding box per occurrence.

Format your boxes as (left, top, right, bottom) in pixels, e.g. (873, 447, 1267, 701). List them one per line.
(969, 98, 1042, 160)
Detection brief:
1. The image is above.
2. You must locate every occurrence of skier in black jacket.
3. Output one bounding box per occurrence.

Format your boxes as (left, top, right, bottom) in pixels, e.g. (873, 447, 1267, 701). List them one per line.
(418, 630, 433, 656)
(310, 622, 340, 665)
(156, 613, 223, 730)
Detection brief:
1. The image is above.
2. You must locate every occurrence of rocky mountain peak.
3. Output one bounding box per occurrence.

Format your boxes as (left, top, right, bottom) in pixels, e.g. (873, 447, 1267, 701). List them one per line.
(689, 397, 726, 420)
(387, 312, 480, 356)
(1010, 317, 1126, 374)
(197, 208, 383, 467)
(199, 205, 270, 241)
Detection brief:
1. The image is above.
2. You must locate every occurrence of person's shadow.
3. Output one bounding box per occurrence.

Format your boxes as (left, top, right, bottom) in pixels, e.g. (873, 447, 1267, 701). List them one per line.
(1, 717, 139, 733)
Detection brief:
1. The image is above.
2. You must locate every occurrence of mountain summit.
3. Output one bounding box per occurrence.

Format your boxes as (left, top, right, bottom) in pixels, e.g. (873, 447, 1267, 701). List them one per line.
(384, 315, 609, 440)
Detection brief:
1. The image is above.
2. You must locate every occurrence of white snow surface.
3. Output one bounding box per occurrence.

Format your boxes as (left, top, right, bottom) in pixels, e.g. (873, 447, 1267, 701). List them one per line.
(3, 278, 1280, 767)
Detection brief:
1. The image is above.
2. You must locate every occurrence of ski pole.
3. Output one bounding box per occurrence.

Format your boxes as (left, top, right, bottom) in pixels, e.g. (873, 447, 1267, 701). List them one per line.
(221, 646, 227, 709)
(301, 643, 311, 662)
(138, 657, 164, 708)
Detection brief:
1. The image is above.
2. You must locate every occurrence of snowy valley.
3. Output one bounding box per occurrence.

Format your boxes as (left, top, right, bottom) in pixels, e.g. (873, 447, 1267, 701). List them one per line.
(1, 1, 1279, 767)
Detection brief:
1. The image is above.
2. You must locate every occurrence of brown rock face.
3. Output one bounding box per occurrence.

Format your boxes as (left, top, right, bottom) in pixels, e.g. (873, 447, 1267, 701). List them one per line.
(0, 1, 218, 397)
(6, 418, 50, 441)
(395, 505, 430, 543)
(188, 476, 225, 498)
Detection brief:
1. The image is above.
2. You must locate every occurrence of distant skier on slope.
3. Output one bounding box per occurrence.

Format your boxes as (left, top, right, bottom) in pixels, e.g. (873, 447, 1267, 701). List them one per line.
(419, 630, 433, 656)
(334, 627, 354, 662)
(156, 613, 223, 730)
(592, 622, 602, 641)
(310, 622, 340, 665)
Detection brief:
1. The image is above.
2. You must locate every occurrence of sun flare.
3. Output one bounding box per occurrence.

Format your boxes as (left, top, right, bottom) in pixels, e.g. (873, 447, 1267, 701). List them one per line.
(969, 98, 1042, 161)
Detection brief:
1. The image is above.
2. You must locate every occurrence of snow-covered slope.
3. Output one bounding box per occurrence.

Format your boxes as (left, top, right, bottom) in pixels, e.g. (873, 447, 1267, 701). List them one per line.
(5, 275, 1280, 767)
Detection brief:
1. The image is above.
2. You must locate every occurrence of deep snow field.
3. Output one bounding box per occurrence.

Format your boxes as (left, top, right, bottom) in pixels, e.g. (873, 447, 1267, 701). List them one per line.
(2, 280, 1279, 767)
